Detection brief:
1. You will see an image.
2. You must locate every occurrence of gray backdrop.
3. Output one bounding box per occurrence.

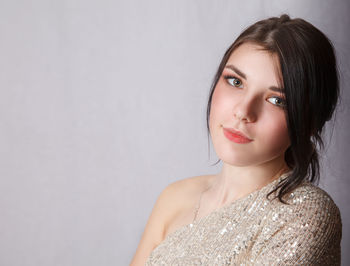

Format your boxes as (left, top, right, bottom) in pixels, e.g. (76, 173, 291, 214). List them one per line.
(0, 1, 349, 265)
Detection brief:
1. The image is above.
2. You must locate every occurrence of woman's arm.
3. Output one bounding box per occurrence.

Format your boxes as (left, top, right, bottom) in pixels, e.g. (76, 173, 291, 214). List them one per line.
(130, 180, 184, 266)
(129, 186, 170, 266)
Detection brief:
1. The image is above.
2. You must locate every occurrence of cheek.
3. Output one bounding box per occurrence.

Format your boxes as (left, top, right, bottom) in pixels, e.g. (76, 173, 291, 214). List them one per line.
(209, 89, 224, 133)
(261, 112, 290, 147)
(211, 87, 224, 110)
(210, 86, 230, 121)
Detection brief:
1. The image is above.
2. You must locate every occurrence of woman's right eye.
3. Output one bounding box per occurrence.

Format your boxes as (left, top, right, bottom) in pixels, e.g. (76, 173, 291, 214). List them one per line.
(223, 75, 243, 88)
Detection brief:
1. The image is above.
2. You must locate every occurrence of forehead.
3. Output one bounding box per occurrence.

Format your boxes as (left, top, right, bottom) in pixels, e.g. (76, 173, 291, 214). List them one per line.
(229, 42, 277, 61)
(226, 42, 283, 84)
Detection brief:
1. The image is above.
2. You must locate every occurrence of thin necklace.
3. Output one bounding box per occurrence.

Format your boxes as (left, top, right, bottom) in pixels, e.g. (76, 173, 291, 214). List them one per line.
(192, 184, 211, 223)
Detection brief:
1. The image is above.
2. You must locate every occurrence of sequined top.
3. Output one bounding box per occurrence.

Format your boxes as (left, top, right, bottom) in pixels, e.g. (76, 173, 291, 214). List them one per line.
(145, 173, 342, 265)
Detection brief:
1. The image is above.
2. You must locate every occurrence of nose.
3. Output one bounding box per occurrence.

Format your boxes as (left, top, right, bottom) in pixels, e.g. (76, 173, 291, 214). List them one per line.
(233, 94, 258, 123)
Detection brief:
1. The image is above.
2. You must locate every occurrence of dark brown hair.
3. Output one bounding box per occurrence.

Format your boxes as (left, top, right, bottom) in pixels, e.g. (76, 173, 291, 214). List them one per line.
(206, 14, 340, 204)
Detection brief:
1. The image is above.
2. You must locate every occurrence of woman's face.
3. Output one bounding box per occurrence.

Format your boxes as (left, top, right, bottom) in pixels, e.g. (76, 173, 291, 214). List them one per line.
(209, 42, 290, 167)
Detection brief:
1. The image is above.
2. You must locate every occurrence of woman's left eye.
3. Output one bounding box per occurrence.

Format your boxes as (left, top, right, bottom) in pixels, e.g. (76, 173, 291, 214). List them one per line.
(267, 97, 286, 108)
(224, 76, 243, 88)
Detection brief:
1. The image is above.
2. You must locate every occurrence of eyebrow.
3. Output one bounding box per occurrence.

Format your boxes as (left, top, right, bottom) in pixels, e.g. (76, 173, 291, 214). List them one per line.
(224, 64, 285, 93)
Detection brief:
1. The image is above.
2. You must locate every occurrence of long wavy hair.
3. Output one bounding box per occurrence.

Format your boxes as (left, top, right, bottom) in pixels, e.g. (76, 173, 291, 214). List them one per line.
(206, 14, 340, 204)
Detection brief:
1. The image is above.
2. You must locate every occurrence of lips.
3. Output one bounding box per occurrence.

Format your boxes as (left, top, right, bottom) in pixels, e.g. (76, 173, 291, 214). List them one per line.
(223, 127, 253, 143)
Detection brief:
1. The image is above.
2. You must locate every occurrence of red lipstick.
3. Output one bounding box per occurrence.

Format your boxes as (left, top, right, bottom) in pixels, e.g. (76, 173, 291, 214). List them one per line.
(223, 127, 253, 144)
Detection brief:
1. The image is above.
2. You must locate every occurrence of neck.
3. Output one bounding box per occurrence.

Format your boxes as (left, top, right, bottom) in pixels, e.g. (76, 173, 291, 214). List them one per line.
(209, 157, 290, 207)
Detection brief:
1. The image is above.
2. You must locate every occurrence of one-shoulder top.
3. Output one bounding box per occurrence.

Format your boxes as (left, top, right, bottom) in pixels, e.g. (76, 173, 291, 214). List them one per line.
(145, 172, 342, 265)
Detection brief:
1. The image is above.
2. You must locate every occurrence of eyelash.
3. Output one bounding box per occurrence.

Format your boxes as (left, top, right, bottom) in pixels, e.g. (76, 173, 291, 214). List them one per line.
(223, 75, 286, 108)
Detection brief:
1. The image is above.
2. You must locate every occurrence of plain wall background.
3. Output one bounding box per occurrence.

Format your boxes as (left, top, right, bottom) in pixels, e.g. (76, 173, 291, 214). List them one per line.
(0, 0, 349, 265)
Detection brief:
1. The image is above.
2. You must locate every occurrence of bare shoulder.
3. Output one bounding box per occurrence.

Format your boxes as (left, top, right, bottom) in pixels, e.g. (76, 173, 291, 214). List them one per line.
(166, 174, 214, 202)
(159, 174, 214, 224)
(130, 174, 214, 266)
(161, 174, 215, 239)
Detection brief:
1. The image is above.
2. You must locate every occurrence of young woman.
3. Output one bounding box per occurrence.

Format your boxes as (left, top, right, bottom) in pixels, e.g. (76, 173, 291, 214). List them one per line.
(131, 14, 342, 265)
